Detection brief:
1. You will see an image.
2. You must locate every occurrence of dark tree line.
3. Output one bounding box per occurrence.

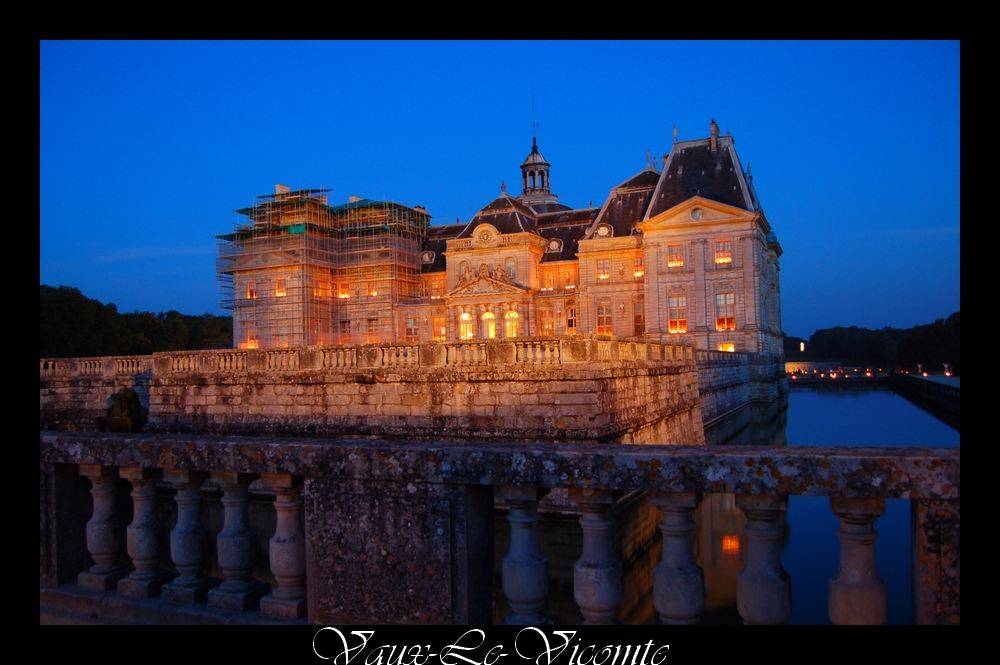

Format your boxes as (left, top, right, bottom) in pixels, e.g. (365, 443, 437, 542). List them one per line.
(784, 312, 960, 372)
(40, 285, 232, 358)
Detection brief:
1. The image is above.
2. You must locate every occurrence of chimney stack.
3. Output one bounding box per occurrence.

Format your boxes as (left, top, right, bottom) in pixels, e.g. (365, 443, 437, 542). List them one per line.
(710, 119, 719, 153)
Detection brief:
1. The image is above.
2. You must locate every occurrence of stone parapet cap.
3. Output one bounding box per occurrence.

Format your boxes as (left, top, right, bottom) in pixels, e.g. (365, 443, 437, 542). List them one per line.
(41, 432, 959, 501)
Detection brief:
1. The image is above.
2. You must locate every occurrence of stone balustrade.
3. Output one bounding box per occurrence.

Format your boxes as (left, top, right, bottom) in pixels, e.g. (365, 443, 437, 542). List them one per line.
(40, 432, 959, 625)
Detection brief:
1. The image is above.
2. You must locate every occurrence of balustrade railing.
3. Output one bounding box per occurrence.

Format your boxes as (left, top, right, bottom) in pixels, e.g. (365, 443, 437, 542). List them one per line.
(40, 434, 959, 625)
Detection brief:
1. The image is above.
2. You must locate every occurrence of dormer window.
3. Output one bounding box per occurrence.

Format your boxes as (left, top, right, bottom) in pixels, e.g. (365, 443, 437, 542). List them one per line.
(421, 250, 435, 264)
(546, 238, 563, 253)
(595, 224, 613, 238)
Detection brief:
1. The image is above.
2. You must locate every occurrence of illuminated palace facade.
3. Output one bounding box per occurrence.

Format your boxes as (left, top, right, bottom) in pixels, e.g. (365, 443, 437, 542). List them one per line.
(218, 121, 783, 355)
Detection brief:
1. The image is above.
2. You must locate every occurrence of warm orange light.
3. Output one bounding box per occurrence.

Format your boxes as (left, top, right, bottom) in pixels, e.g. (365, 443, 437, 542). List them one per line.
(714, 256, 732, 265)
(722, 534, 740, 557)
(238, 340, 259, 350)
(945, 371, 952, 377)
(791, 374, 797, 379)
(566, 284, 576, 289)
(718, 342, 735, 352)
(667, 259, 684, 268)
(338, 294, 350, 299)
(830, 372, 838, 379)
(633, 270, 644, 278)
(598, 275, 609, 280)
(922, 372, 928, 377)
(275, 287, 287, 297)
(865, 371, 873, 378)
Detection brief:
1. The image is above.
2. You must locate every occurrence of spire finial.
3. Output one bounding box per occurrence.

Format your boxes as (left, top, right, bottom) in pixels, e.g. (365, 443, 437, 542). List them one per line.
(501, 179, 507, 194)
(646, 148, 652, 169)
(672, 124, 678, 143)
(530, 85, 539, 144)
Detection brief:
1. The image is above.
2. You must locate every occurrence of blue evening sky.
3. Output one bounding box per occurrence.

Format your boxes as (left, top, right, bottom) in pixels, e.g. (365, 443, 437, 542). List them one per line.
(40, 40, 959, 338)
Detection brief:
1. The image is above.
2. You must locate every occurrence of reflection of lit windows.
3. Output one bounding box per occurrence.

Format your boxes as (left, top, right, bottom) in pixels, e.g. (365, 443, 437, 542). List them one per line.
(239, 321, 258, 349)
(482, 311, 496, 339)
(667, 244, 685, 269)
(714, 240, 733, 265)
(721, 534, 740, 558)
(597, 302, 612, 335)
(668, 296, 688, 333)
(504, 310, 519, 338)
(275, 279, 286, 297)
(540, 310, 553, 335)
(432, 316, 447, 341)
(634, 301, 644, 336)
(246, 281, 257, 300)
(405, 317, 418, 342)
(596, 258, 610, 280)
(633, 255, 644, 278)
(459, 312, 474, 340)
(715, 292, 735, 331)
(566, 305, 577, 333)
(718, 342, 736, 352)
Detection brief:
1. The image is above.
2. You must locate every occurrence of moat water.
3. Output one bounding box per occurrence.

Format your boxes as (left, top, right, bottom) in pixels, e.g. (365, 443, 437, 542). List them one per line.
(493, 383, 960, 624)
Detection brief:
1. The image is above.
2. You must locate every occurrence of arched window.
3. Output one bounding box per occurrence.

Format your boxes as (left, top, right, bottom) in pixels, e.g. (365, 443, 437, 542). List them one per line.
(482, 311, 496, 339)
(505, 256, 517, 281)
(504, 310, 519, 338)
(597, 302, 613, 336)
(529, 172, 536, 189)
(539, 171, 545, 189)
(459, 312, 474, 340)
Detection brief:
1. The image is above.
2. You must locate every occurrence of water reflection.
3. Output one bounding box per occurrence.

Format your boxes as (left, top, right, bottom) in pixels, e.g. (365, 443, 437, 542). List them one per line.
(493, 383, 958, 624)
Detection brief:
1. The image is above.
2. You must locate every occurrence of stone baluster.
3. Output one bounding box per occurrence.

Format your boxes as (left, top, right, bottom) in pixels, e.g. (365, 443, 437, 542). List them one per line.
(207, 471, 268, 610)
(828, 497, 886, 624)
(162, 470, 215, 604)
(570, 489, 622, 624)
(77, 465, 130, 591)
(498, 486, 551, 624)
(260, 474, 307, 619)
(736, 494, 790, 624)
(118, 467, 172, 597)
(652, 492, 705, 624)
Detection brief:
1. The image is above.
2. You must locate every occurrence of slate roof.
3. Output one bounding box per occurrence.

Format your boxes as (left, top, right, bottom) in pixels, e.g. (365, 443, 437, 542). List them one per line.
(456, 193, 539, 239)
(420, 223, 464, 273)
(645, 137, 755, 218)
(588, 167, 659, 238)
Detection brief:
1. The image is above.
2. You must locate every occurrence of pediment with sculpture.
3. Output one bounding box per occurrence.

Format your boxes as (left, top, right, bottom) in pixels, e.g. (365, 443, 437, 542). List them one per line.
(448, 271, 527, 297)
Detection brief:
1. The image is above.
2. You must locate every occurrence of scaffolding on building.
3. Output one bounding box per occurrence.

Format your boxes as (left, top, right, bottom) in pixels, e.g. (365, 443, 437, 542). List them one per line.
(217, 185, 430, 349)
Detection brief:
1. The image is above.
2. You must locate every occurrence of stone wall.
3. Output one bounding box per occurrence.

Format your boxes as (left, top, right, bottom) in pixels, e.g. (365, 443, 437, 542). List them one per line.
(40, 337, 705, 445)
(696, 351, 787, 426)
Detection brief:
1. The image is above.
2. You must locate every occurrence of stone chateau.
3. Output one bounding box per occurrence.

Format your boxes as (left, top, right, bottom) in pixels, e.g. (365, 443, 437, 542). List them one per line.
(218, 120, 783, 356)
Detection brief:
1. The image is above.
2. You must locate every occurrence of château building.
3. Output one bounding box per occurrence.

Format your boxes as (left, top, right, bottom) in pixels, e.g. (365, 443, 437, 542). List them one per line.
(217, 120, 783, 354)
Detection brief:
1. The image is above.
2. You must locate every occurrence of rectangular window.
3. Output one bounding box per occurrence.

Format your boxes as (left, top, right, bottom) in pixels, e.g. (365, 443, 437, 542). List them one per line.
(540, 310, 553, 336)
(596, 258, 611, 280)
(715, 292, 736, 331)
(718, 342, 736, 352)
(246, 281, 257, 300)
(566, 306, 577, 333)
(366, 317, 379, 343)
(275, 279, 286, 297)
(634, 302, 644, 336)
(597, 302, 613, 335)
(405, 317, 419, 342)
(239, 321, 258, 349)
(633, 255, 644, 278)
(714, 240, 733, 266)
(667, 244, 685, 269)
(668, 296, 688, 334)
(338, 283, 350, 299)
(542, 271, 554, 290)
(432, 316, 447, 341)
(564, 272, 575, 289)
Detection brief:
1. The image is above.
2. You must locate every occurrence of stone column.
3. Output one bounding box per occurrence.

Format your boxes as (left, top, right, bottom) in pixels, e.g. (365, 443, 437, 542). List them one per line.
(162, 469, 216, 604)
(118, 467, 172, 597)
(498, 486, 551, 624)
(828, 497, 886, 624)
(207, 471, 267, 610)
(736, 494, 790, 624)
(570, 489, 622, 624)
(77, 465, 129, 591)
(652, 492, 705, 624)
(260, 473, 306, 619)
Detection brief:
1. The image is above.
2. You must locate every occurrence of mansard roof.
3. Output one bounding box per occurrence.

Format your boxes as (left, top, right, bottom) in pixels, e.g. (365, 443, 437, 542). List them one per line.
(420, 223, 464, 273)
(588, 167, 659, 238)
(645, 136, 756, 219)
(456, 193, 539, 239)
(528, 202, 572, 214)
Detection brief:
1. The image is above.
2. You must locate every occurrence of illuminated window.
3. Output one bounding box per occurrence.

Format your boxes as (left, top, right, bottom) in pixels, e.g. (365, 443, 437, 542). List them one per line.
(715, 292, 736, 331)
(432, 316, 447, 341)
(596, 258, 611, 280)
(338, 283, 350, 299)
(405, 317, 419, 342)
(634, 301, 644, 336)
(367, 282, 379, 297)
(239, 321, 258, 349)
(714, 240, 733, 266)
(540, 310, 553, 336)
(564, 272, 574, 289)
(721, 534, 740, 558)
(633, 255, 644, 278)
(718, 342, 736, 352)
(597, 302, 613, 335)
(542, 271, 554, 290)
(339, 319, 350, 337)
(668, 296, 688, 333)
(482, 311, 496, 339)
(246, 281, 257, 300)
(275, 279, 286, 297)
(504, 310, 519, 338)
(506, 257, 517, 281)
(566, 304, 577, 333)
(667, 244, 685, 269)
(459, 312, 474, 340)
(366, 318, 378, 338)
